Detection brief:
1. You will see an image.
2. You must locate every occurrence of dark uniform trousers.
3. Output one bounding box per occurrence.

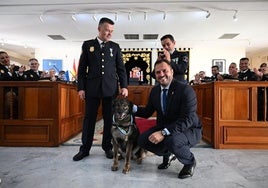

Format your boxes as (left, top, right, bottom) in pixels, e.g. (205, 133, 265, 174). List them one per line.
(80, 96, 113, 153)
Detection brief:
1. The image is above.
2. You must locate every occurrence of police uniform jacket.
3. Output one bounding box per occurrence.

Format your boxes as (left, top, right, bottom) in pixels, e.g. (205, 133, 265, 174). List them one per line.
(170, 51, 188, 81)
(0, 64, 21, 81)
(77, 38, 127, 97)
(238, 69, 257, 81)
(23, 69, 43, 81)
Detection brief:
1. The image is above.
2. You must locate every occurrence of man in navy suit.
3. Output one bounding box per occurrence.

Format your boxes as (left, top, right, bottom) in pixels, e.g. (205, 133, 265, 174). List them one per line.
(73, 17, 128, 161)
(134, 59, 202, 179)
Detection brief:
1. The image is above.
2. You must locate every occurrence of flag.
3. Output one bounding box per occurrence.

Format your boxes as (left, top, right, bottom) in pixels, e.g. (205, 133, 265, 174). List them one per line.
(71, 59, 77, 78)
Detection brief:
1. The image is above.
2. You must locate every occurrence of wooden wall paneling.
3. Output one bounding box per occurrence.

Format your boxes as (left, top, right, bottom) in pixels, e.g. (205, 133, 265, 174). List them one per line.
(127, 86, 151, 106)
(60, 86, 68, 119)
(0, 82, 84, 146)
(0, 87, 3, 119)
(2, 120, 52, 146)
(194, 82, 268, 149)
(192, 83, 214, 146)
(23, 87, 39, 118)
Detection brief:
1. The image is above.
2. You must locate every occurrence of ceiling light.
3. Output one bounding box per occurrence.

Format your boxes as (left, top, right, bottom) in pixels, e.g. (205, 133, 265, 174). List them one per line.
(128, 12, 131, 21)
(233, 10, 238, 21)
(71, 14, 77, 21)
(93, 14, 97, 21)
(163, 12, 166, 20)
(206, 11, 211, 19)
(39, 14, 44, 23)
(144, 12, 147, 20)
(115, 13, 118, 21)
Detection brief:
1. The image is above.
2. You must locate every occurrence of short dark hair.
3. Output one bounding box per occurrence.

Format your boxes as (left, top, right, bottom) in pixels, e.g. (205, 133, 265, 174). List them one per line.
(99, 17, 114, 26)
(160, 34, 175, 42)
(29, 58, 38, 62)
(154, 59, 172, 68)
(0, 51, 7, 55)
(240, 57, 249, 61)
(260, 63, 267, 67)
(212, 65, 219, 70)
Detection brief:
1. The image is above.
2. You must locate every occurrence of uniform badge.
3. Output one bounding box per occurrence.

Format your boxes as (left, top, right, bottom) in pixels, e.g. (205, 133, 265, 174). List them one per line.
(89, 46, 94, 52)
(110, 48, 113, 57)
(0, 70, 4, 74)
(30, 74, 33, 77)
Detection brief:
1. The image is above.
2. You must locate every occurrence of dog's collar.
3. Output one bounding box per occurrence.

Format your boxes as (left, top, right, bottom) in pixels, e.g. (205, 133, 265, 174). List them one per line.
(112, 115, 134, 137)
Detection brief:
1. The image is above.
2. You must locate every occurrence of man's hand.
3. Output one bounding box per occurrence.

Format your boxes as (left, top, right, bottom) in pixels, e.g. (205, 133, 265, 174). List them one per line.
(78, 90, 85, 100)
(149, 131, 164, 144)
(162, 49, 171, 62)
(121, 88, 128, 98)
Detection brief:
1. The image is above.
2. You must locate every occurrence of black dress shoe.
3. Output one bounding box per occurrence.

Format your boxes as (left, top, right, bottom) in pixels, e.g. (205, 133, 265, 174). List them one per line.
(178, 159, 196, 179)
(105, 150, 114, 159)
(73, 151, 89, 161)
(158, 154, 176, 169)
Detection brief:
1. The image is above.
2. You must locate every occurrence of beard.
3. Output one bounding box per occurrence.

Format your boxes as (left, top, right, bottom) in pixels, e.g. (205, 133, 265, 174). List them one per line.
(157, 75, 172, 87)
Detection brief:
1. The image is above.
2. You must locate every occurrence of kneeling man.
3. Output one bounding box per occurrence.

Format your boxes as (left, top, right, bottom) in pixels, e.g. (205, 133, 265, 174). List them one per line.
(134, 59, 202, 179)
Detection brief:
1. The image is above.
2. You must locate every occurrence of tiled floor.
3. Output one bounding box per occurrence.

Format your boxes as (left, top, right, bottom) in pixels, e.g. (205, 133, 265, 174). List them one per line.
(0, 145, 268, 188)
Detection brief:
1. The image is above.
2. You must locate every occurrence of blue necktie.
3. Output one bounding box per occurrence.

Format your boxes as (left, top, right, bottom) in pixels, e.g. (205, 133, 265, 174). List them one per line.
(162, 89, 168, 113)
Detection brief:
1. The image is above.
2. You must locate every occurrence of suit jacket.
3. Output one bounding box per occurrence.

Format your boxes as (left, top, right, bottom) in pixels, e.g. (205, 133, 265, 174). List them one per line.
(77, 38, 127, 97)
(23, 69, 43, 81)
(135, 79, 202, 145)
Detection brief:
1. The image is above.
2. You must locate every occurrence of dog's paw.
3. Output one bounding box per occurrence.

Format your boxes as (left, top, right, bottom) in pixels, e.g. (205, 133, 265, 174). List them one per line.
(111, 166, 118, 171)
(122, 168, 130, 174)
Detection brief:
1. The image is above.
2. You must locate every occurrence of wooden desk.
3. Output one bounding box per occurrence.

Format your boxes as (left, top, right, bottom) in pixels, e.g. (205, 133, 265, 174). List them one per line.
(127, 85, 152, 106)
(192, 82, 268, 149)
(0, 81, 84, 146)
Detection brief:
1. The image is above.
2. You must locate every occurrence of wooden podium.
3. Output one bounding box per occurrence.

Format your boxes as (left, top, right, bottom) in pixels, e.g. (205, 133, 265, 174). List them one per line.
(0, 81, 84, 146)
(193, 81, 268, 149)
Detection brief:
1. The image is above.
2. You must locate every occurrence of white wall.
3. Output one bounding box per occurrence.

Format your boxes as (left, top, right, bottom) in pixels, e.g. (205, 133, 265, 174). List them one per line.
(34, 45, 245, 82)
(189, 46, 245, 80)
(247, 48, 268, 69)
(35, 46, 81, 75)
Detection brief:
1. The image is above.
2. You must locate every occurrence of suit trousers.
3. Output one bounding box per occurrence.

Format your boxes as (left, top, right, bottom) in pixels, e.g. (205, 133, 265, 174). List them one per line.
(138, 126, 195, 165)
(80, 96, 113, 154)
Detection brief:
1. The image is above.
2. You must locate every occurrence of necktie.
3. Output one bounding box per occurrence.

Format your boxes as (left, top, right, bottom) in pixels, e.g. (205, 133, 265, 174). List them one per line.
(162, 89, 168, 113)
(101, 42, 105, 49)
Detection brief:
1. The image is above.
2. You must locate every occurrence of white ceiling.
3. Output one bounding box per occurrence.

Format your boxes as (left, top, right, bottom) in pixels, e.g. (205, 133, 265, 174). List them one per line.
(1, 0, 268, 59)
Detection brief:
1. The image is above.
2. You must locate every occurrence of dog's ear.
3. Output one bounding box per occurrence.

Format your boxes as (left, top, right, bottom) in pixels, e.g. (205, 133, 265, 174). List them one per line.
(128, 100, 133, 114)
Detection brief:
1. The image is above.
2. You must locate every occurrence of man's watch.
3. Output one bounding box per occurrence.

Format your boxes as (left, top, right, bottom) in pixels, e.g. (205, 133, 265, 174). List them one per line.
(161, 129, 167, 136)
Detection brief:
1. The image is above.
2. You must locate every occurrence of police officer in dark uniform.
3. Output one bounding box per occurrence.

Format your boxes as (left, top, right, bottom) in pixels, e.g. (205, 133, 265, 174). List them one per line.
(152, 34, 188, 84)
(238, 57, 257, 81)
(0, 51, 24, 119)
(0, 51, 23, 81)
(73, 17, 128, 161)
(23, 58, 43, 81)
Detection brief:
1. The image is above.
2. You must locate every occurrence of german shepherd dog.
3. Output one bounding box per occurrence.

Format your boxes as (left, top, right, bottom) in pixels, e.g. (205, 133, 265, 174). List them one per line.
(111, 98, 143, 174)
